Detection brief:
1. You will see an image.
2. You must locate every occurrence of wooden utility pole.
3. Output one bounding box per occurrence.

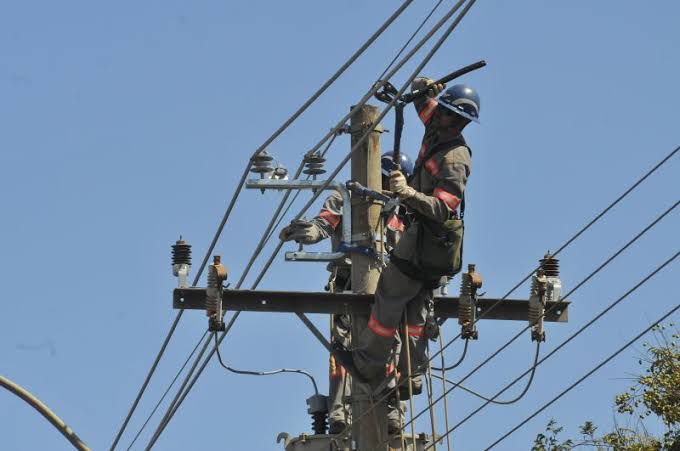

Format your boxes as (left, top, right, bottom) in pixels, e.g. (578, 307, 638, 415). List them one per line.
(349, 104, 388, 450)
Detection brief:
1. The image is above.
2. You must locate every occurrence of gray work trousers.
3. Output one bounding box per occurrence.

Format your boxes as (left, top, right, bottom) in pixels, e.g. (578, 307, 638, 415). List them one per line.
(353, 262, 430, 384)
(329, 314, 406, 428)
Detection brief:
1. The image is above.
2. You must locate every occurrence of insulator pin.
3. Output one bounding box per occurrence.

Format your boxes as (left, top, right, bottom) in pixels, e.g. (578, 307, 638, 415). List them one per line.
(303, 154, 326, 177)
(306, 394, 329, 435)
(250, 151, 275, 175)
(172, 237, 192, 288)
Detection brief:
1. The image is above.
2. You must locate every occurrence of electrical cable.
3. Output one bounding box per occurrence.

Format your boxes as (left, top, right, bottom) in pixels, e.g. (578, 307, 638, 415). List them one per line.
(377, 0, 447, 81)
(482, 301, 680, 450)
(431, 342, 541, 405)
(108, 2, 418, 447)
(431, 338, 469, 371)
(400, 199, 680, 437)
(144, 1, 476, 447)
(129, 129, 339, 448)
(425, 144, 680, 372)
(214, 334, 319, 395)
(124, 336, 205, 450)
(358, 198, 679, 449)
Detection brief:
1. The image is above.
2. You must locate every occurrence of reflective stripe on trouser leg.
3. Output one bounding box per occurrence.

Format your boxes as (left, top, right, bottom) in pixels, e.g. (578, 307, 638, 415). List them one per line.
(329, 315, 351, 423)
(354, 262, 424, 380)
(397, 290, 431, 394)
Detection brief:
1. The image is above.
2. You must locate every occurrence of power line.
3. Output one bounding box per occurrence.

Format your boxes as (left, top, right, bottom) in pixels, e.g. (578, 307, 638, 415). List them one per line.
(109, 1, 419, 448)
(124, 335, 205, 450)
(431, 342, 540, 406)
(431, 338, 469, 371)
(402, 199, 679, 435)
(214, 334, 319, 395)
(363, 198, 679, 449)
(425, 144, 680, 374)
(340, 142, 680, 447)
(483, 301, 680, 450)
(429, 248, 680, 450)
(145, 1, 477, 446)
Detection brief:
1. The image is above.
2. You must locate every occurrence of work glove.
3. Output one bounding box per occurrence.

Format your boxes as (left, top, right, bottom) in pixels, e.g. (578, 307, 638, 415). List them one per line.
(424, 79, 445, 98)
(279, 219, 324, 245)
(389, 170, 416, 199)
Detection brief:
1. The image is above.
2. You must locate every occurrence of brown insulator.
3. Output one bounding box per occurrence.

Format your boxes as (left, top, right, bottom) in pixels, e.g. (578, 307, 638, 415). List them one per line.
(250, 151, 275, 174)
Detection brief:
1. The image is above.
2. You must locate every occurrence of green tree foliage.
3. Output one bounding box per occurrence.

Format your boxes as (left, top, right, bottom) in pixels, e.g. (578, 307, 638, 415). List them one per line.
(532, 324, 679, 451)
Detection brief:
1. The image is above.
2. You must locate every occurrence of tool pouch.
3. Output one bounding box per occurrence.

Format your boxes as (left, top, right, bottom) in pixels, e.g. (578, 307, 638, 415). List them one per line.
(414, 217, 464, 279)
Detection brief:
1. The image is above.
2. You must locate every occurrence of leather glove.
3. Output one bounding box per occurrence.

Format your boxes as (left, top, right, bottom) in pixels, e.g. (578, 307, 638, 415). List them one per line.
(389, 170, 416, 199)
(279, 223, 296, 242)
(282, 219, 324, 245)
(425, 80, 445, 98)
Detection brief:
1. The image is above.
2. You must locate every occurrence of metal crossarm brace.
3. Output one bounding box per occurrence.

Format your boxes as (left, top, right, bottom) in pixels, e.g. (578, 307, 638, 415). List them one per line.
(173, 288, 569, 322)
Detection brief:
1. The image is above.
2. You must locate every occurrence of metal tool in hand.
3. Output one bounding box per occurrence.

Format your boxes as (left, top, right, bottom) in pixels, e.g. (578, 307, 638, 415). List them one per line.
(374, 59, 487, 169)
(346, 180, 401, 215)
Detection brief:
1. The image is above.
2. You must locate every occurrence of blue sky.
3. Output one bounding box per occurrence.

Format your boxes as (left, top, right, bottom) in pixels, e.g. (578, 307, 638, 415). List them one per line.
(1, 1, 678, 450)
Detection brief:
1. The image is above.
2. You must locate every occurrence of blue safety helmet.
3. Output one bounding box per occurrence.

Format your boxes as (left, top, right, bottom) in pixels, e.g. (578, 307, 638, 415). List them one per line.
(438, 84, 480, 123)
(381, 151, 414, 178)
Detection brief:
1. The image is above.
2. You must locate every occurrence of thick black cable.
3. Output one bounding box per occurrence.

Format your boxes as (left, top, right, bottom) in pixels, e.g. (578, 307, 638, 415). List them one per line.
(483, 302, 680, 450)
(360, 198, 679, 448)
(429, 249, 680, 451)
(431, 338, 469, 371)
(108, 2, 417, 447)
(425, 145, 680, 370)
(145, 1, 475, 446)
(402, 200, 680, 438)
(431, 342, 540, 405)
(213, 334, 319, 395)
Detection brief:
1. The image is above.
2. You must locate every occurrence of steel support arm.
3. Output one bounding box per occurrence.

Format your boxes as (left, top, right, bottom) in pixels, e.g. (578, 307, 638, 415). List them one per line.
(173, 288, 569, 323)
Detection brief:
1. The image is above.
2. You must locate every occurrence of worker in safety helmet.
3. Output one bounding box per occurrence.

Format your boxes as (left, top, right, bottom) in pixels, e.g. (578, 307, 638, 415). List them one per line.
(333, 79, 479, 395)
(279, 151, 414, 435)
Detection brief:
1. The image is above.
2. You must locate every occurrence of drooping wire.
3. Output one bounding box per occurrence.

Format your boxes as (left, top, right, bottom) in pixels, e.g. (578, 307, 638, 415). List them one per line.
(108, 1, 419, 447)
(144, 0, 477, 447)
(214, 334, 319, 395)
(354, 198, 680, 449)
(431, 338, 469, 372)
(430, 341, 541, 406)
(436, 335, 452, 451)
(483, 303, 680, 449)
(432, 249, 680, 451)
(401, 200, 680, 439)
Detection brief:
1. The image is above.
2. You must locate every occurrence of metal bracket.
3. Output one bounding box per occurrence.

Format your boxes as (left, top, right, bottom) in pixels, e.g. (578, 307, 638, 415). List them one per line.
(245, 179, 352, 262)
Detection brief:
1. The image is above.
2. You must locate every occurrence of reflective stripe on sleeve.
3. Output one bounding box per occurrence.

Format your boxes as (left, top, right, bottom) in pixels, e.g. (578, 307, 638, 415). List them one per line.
(319, 209, 341, 229)
(433, 187, 461, 210)
(424, 158, 440, 177)
(418, 98, 438, 124)
(368, 314, 396, 338)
